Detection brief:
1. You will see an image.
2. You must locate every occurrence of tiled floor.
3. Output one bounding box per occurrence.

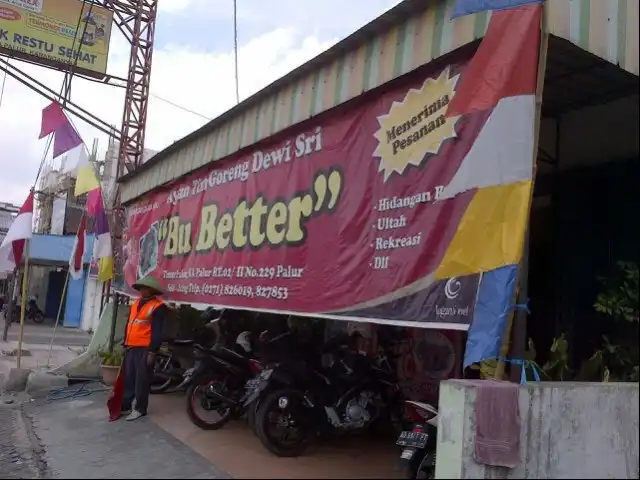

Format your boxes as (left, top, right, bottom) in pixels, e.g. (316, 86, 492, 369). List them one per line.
(149, 394, 403, 479)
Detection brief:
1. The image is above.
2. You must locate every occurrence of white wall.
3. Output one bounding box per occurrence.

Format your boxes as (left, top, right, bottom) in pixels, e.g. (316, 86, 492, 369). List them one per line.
(81, 277, 104, 332)
(436, 380, 639, 479)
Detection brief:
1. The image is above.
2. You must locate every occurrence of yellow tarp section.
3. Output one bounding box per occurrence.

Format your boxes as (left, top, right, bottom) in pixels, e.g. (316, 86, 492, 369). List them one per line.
(435, 180, 532, 279)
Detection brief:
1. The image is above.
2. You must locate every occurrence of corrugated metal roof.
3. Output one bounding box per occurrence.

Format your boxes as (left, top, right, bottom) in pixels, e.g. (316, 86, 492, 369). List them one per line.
(119, 0, 454, 202)
(547, 0, 638, 76)
(119, 0, 639, 205)
(29, 234, 95, 266)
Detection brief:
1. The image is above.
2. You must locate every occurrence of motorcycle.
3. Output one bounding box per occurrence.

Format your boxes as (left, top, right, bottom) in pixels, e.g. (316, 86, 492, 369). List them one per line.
(183, 331, 264, 430)
(396, 400, 439, 479)
(242, 328, 315, 432)
(5, 299, 44, 324)
(26, 298, 45, 324)
(151, 338, 197, 394)
(151, 307, 223, 394)
(252, 333, 403, 457)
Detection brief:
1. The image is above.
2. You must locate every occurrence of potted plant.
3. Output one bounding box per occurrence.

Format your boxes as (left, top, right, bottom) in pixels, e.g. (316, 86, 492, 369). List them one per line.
(97, 346, 124, 386)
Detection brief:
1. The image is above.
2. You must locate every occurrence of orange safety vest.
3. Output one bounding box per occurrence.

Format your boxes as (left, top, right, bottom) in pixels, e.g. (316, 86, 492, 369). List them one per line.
(125, 297, 165, 348)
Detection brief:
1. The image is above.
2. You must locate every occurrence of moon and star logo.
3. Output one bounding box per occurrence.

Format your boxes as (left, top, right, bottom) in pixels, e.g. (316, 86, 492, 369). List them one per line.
(444, 277, 462, 300)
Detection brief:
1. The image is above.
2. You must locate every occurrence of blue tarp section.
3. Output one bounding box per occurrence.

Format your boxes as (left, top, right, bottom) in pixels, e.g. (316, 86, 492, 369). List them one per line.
(463, 264, 518, 367)
(29, 233, 95, 265)
(452, 0, 542, 18)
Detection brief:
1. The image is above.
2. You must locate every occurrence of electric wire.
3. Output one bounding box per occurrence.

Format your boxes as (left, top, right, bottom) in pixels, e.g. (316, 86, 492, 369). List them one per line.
(0, 61, 8, 114)
(150, 93, 212, 120)
(233, 0, 240, 104)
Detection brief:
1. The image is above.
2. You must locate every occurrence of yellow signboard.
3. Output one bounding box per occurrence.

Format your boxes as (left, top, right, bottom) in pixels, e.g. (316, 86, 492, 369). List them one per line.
(0, 0, 113, 78)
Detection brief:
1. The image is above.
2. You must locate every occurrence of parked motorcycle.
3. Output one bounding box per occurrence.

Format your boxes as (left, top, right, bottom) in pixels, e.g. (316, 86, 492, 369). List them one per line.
(252, 332, 403, 457)
(183, 331, 264, 430)
(5, 298, 44, 324)
(243, 328, 315, 432)
(151, 307, 223, 394)
(26, 298, 45, 324)
(151, 338, 197, 393)
(396, 400, 438, 479)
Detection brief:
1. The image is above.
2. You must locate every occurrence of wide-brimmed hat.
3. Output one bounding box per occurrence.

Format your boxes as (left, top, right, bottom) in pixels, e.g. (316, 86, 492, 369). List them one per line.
(132, 275, 165, 295)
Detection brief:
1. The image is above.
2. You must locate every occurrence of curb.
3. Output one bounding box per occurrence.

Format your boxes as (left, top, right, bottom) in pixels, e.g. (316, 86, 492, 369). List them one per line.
(3, 368, 32, 392)
(25, 371, 69, 396)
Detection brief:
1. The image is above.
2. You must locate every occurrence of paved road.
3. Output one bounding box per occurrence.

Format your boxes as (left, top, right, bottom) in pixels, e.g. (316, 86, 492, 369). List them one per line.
(3, 322, 91, 347)
(23, 389, 228, 479)
(0, 406, 42, 479)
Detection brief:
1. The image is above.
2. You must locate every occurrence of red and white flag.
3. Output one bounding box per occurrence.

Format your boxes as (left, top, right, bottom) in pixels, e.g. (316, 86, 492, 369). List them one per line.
(0, 191, 34, 273)
(69, 215, 87, 280)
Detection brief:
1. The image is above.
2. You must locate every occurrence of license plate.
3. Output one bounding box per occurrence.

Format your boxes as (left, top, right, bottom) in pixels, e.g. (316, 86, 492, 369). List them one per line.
(396, 431, 428, 448)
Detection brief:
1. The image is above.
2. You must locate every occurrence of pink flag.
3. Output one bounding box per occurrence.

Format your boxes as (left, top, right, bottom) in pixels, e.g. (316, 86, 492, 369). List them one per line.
(86, 188, 103, 216)
(39, 102, 68, 139)
(69, 215, 86, 280)
(53, 121, 83, 158)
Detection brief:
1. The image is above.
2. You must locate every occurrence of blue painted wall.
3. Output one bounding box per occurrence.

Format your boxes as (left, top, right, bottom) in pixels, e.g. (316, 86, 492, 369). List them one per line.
(29, 234, 95, 264)
(63, 270, 87, 328)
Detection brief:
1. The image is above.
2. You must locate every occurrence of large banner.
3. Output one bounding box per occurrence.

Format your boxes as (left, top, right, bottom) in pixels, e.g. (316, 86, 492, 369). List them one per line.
(124, 51, 497, 329)
(0, 0, 113, 78)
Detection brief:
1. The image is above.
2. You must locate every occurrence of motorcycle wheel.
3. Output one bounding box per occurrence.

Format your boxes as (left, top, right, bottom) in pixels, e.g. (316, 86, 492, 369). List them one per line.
(405, 452, 435, 479)
(186, 376, 232, 430)
(255, 388, 314, 457)
(150, 357, 180, 394)
(31, 312, 45, 324)
(246, 399, 260, 432)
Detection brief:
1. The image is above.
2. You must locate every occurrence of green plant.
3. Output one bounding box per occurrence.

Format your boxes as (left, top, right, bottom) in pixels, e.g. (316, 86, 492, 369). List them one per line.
(96, 346, 124, 367)
(534, 334, 607, 382)
(593, 261, 639, 382)
(594, 261, 639, 323)
(529, 262, 639, 383)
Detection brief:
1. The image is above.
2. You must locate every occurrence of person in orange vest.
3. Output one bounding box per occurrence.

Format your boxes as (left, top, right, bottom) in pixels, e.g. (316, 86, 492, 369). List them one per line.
(121, 274, 168, 421)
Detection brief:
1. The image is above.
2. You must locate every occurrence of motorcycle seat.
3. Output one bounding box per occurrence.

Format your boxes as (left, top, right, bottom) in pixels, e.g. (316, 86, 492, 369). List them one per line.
(171, 339, 194, 346)
(212, 344, 251, 365)
(193, 343, 214, 352)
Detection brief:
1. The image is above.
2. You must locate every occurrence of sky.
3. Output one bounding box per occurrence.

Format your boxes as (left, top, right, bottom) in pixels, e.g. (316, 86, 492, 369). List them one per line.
(0, 0, 402, 205)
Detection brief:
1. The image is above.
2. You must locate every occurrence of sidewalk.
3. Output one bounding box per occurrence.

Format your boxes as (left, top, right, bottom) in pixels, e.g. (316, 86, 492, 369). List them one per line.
(149, 394, 401, 479)
(1, 323, 91, 392)
(23, 390, 228, 479)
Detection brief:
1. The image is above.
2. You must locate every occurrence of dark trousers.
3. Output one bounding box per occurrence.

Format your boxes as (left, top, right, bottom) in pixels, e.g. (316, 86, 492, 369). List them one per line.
(122, 347, 152, 415)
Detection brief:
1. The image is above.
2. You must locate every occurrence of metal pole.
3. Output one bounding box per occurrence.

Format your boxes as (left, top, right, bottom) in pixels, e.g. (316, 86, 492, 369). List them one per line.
(99, 281, 106, 317)
(16, 240, 30, 369)
(509, 2, 549, 382)
(108, 292, 119, 353)
(2, 269, 17, 342)
(509, 239, 530, 382)
(46, 272, 71, 367)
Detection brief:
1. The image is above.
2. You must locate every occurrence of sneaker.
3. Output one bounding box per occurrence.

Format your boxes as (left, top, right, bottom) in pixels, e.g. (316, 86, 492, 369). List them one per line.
(120, 409, 132, 417)
(125, 410, 145, 422)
